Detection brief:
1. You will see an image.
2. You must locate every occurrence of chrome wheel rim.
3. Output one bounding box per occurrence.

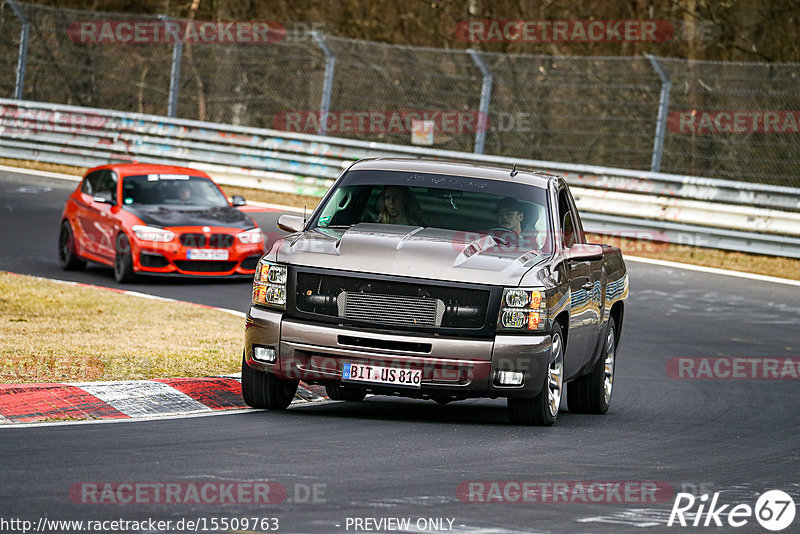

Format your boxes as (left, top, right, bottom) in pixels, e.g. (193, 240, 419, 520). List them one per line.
(603, 326, 616, 404)
(548, 332, 564, 417)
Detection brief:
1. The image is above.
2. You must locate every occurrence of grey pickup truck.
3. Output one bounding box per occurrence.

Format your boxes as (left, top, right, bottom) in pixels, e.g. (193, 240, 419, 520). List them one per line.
(242, 158, 628, 425)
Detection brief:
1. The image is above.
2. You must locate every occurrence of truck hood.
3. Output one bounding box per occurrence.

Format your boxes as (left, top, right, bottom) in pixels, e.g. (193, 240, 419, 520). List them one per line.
(274, 223, 547, 286)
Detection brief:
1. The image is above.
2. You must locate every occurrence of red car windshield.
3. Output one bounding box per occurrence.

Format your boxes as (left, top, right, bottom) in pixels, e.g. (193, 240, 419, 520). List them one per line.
(121, 174, 229, 207)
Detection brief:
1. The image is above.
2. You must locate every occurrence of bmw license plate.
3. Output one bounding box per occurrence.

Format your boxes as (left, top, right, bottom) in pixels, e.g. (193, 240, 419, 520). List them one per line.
(342, 362, 422, 388)
(187, 249, 229, 260)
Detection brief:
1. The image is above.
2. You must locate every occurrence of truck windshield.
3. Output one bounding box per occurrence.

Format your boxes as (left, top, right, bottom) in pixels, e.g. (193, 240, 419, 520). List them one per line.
(310, 170, 551, 251)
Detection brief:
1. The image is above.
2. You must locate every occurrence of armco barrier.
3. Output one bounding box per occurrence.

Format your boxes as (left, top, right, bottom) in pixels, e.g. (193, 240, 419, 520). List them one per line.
(2, 98, 800, 258)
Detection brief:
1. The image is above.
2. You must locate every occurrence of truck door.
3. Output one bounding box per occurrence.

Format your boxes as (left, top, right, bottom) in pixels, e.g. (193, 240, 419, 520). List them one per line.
(558, 186, 600, 378)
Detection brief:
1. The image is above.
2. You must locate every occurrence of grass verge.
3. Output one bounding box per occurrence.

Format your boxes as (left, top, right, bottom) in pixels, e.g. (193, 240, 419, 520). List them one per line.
(585, 233, 800, 281)
(0, 272, 243, 383)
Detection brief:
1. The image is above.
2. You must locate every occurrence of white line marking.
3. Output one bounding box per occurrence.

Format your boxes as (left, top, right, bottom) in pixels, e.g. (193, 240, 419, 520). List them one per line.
(626, 255, 800, 287)
(0, 164, 81, 181)
(576, 508, 674, 528)
(72, 381, 211, 417)
(245, 200, 305, 213)
(6, 271, 247, 317)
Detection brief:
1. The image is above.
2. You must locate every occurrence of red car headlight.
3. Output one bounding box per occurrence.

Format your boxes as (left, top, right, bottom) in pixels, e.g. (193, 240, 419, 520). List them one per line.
(238, 228, 264, 244)
(132, 225, 175, 242)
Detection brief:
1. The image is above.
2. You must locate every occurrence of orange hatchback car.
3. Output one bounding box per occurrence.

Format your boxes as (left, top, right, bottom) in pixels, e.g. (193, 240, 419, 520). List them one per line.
(59, 163, 265, 282)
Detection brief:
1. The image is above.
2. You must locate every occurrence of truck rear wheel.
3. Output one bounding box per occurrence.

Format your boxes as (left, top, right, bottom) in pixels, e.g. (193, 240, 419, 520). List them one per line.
(241, 356, 298, 410)
(507, 323, 564, 426)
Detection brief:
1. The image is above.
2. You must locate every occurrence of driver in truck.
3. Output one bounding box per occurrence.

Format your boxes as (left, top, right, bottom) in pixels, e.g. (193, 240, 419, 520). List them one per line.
(495, 197, 525, 234)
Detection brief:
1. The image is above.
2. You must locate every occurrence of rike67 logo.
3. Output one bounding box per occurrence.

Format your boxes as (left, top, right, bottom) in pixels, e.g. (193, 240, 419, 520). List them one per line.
(668, 490, 796, 531)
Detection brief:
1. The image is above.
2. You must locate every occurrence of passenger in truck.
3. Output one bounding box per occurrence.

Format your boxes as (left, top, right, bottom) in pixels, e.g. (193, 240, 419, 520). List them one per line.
(377, 185, 428, 227)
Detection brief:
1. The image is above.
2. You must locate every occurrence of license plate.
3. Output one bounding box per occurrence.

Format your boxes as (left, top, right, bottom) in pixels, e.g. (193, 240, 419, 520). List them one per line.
(342, 362, 422, 388)
(187, 249, 229, 260)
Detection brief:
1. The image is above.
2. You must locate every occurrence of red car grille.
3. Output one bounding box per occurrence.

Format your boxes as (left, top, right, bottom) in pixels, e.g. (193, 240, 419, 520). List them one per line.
(174, 260, 237, 272)
(179, 233, 234, 248)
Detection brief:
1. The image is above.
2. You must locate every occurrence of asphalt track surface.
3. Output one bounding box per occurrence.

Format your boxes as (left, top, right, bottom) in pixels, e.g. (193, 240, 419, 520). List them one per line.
(1, 169, 799, 533)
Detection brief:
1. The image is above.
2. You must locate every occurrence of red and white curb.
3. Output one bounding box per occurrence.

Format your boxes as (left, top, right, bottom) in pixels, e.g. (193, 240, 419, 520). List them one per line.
(0, 377, 327, 424)
(1, 272, 328, 424)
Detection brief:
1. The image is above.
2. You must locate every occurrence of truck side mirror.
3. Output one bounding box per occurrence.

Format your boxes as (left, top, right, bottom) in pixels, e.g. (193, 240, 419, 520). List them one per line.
(568, 243, 604, 261)
(277, 214, 305, 233)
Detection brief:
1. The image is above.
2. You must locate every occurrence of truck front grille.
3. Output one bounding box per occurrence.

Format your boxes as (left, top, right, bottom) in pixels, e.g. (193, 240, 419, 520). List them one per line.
(294, 271, 490, 331)
(338, 292, 446, 327)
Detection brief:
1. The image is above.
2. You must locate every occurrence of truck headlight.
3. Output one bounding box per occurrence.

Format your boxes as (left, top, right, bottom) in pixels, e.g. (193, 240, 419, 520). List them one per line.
(237, 228, 264, 244)
(252, 260, 287, 309)
(132, 225, 174, 242)
(497, 288, 546, 332)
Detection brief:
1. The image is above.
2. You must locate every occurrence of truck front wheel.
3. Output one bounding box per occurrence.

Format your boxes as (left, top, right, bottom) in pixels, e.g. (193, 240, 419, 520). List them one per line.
(507, 322, 564, 426)
(241, 356, 298, 410)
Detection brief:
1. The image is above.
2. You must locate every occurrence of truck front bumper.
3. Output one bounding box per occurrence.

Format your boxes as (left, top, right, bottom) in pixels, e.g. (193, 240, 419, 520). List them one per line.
(244, 306, 553, 399)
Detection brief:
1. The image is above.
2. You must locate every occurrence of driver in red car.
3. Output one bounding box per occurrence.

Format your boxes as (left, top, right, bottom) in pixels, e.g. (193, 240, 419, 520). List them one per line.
(177, 183, 193, 204)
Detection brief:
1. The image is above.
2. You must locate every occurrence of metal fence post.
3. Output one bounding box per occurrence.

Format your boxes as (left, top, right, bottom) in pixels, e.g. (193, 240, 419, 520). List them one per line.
(311, 31, 336, 136)
(8, 1, 30, 100)
(161, 15, 183, 118)
(467, 49, 493, 155)
(647, 54, 671, 173)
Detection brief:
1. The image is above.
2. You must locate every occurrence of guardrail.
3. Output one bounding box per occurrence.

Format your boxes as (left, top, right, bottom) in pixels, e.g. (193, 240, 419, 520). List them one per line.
(2, 98, 800, 258)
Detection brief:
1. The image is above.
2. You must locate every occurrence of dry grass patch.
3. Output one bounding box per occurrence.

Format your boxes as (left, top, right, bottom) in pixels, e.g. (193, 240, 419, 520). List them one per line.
(0, 157, 85, 177)
(0, 272, 243, 383)
(221, 184, 322, 210)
